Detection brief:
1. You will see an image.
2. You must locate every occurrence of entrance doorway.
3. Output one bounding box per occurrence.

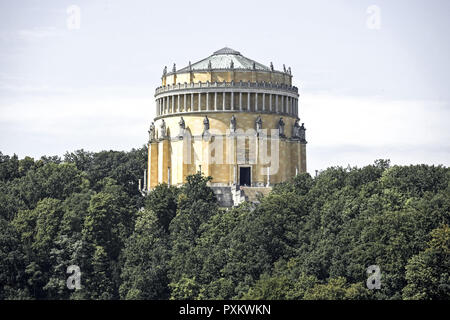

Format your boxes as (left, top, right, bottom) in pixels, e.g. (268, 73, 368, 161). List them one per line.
(239, 167, 251, 186)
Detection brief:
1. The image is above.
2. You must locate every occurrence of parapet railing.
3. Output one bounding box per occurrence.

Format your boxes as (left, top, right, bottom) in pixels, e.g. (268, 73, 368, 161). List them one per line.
(155, 81, 299, 95)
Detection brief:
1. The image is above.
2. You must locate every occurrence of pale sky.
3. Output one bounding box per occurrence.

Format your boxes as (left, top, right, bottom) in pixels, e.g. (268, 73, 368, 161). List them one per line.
(1, 0, 449, 174)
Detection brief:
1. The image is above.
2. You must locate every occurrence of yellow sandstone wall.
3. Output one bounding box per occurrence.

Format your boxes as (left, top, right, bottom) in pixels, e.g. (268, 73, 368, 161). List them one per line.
(148, 113, 305, 188)
(149, 69, 303, 191)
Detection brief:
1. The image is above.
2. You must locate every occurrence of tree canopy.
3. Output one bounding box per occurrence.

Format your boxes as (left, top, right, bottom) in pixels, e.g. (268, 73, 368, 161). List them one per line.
(0, 150, 449, 300)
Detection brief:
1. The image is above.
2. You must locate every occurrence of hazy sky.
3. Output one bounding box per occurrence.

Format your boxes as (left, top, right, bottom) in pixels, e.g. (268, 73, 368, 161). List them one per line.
(1, 0, 449, 174)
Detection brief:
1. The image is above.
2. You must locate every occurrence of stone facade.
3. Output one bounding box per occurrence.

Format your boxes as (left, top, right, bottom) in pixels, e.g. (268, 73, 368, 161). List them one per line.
(145, 48, 307, 206)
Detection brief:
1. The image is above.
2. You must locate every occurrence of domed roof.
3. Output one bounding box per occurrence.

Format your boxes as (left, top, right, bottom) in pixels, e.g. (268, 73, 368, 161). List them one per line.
(177, 47, 276, 73)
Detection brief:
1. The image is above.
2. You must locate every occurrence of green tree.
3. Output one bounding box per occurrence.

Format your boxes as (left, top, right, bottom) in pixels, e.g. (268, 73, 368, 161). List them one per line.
(144, 183, 179, 232)
(403, 225, 450, 300)
(120, 209, 170, 299)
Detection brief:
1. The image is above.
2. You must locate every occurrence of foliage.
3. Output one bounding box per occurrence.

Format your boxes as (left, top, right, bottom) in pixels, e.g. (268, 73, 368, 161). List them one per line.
(0, 151, 449, 300)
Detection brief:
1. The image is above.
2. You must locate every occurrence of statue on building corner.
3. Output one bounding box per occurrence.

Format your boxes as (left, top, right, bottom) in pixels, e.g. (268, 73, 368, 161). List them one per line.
(148, 122, 155, 142)
(292, 118, 300, 139)
(202, 115, 210, 140)
(270, 62, 274, 71)
(255, 115, 263, 136)
(160, 119, 167, 139)
(299, 123, 307, 143)
(172, 63, 176, 73)
(278, 117, 286, 138)
(178, 117, 185, 138)
(163, 66, 167, 76)
(230, 114, 237, 133)
(208, 60, 212, 70)
(230, 60, 234, 69)
(203, 115, 210, 131)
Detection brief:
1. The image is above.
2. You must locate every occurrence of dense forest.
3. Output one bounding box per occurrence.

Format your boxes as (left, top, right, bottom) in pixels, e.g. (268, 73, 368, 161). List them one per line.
(0, 148, 449, 300)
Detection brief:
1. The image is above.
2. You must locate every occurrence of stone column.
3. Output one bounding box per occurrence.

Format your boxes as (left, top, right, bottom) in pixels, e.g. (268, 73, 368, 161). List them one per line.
(231, 91, 234, 110)
(275, 95, 279, 113)
(239, 92, 242, 111)
(165, 97, 167, 114)
(287, 97, 290, 115)
(184, 94, 187, 112)
(292, 97, 295, 115)
(255, 92, 258, 111)
(148, 141, 159, 190)
(247, 92, 251, 111)
(206, 92, 209, 110)
(172, 95, 175, 113)
(163, 97, 166, 114)
(300, 143, 307, 173)
(262, 93, 265, 111)
(158, 139, 170, 184)
(214, 92, 217, 111)
(223, 91, 226, 110)
(191, 93, 194, 112)
(178, 94, 180, 113)
(269, 94, 272, 112)
(198, 92, 201, 110)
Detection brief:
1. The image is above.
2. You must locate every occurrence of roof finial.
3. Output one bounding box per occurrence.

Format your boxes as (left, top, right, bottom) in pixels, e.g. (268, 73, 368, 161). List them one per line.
(288, 66, 291, 75)
(283, 64, 286, 73)
(188, 61, 192, 71)
(270, 62, 274, 71)
(172, 63, 176, 73)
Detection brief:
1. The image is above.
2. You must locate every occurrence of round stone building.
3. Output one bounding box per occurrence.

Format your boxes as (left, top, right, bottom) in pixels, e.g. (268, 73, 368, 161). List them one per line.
(145, 47, 307, 206)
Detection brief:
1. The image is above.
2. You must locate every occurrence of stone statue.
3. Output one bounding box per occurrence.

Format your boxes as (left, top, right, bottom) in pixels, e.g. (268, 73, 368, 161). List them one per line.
(208, 60, 212, 70)
(148, 122, 155, 142)
(188, 61, 192, 71)
(270, 62, 274, 71)
(283, 64, 286, 73)
(255, 115, 262, 134)
(172, 63, 176, 73)
(230, 60, 234, 69)
(163, 66, 167, 76)
(178, 117, 185, 137)
(252, 62, 256, 70)
(292, 119, 300, 138)
(299, 123, 306, 142)
(278, 117, 285, 137)
(288, 67, 292, 75)
(230, 114, 237, 132)
(160, 119, 167, 138)
(203, 115, 210, 132)
(179, 116, 185, 129)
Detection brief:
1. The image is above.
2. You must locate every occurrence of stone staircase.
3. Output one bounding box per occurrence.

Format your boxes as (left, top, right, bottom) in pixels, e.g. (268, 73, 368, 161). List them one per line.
(212, 186, 273, 207)
(240, 187, 272, 204)
(211, 186, 234, 208)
